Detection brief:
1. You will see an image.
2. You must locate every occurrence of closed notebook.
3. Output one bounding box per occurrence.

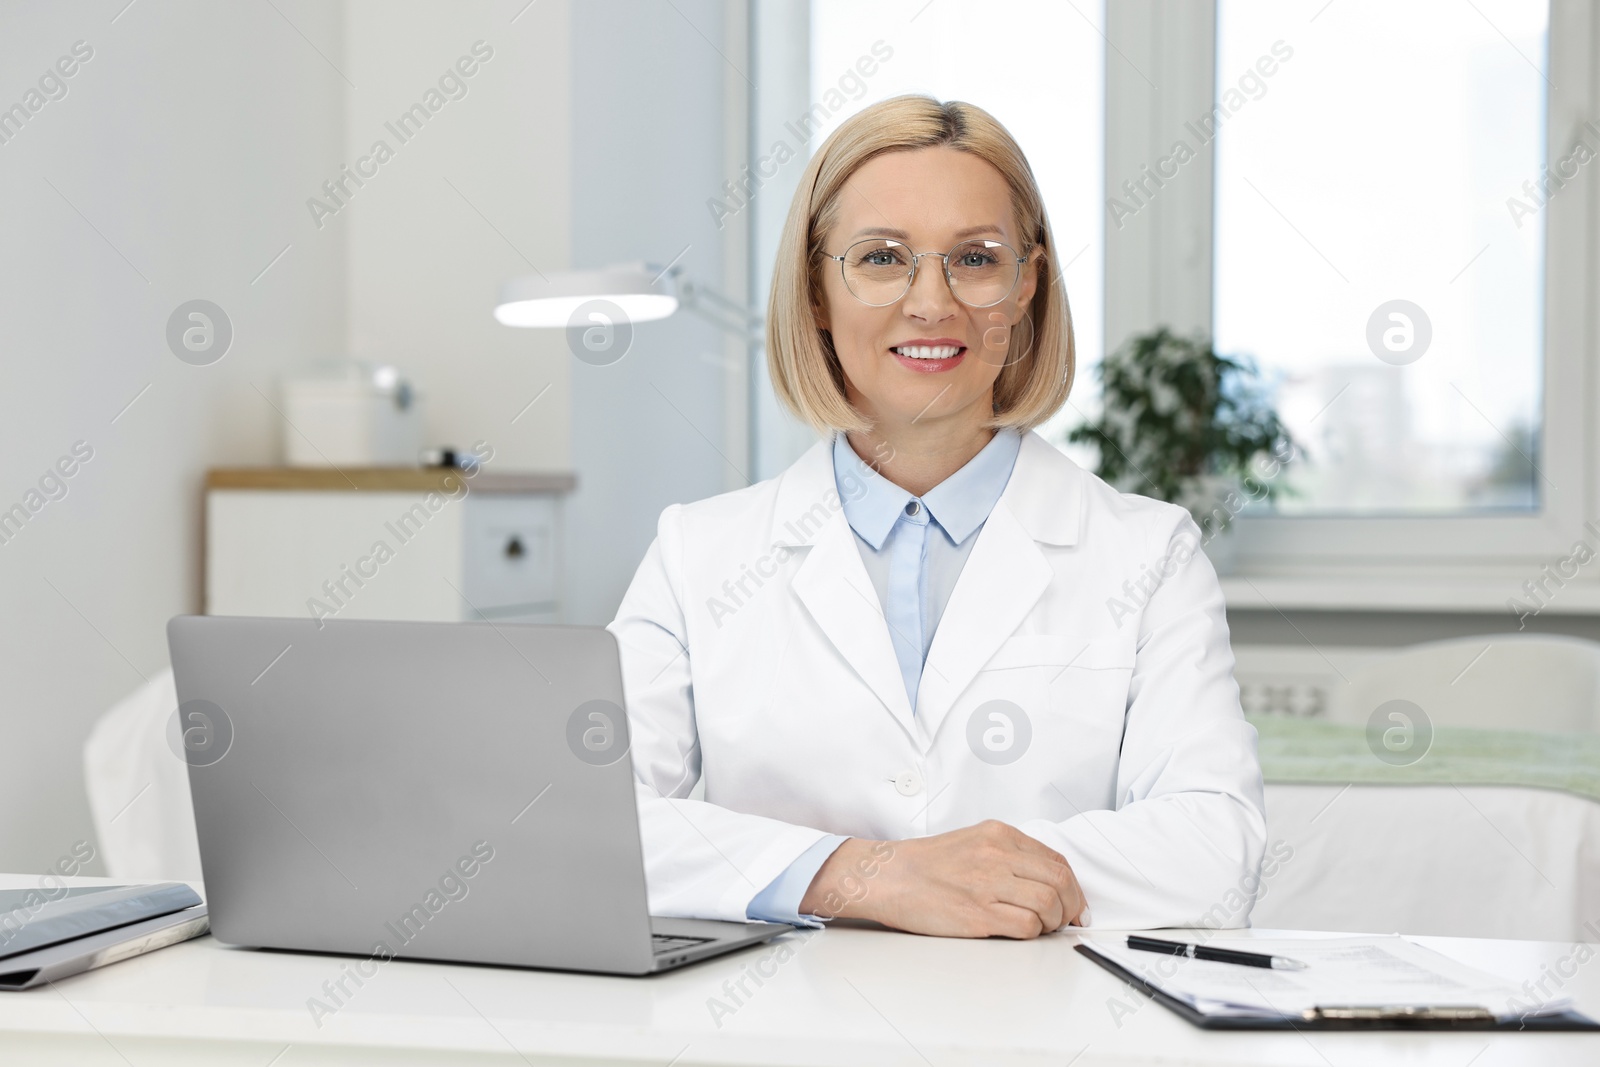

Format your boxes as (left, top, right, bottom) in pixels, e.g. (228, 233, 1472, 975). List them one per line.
(0, 905, 209, 991)
(0, 882, 202, 961)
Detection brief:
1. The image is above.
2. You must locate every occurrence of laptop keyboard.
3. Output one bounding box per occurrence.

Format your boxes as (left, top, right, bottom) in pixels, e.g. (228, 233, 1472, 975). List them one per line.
(652, 933, 714, 954)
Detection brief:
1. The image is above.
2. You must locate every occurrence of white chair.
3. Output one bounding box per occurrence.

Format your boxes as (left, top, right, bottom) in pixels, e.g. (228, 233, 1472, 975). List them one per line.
(1326, 633, 1600, 733)
(82, 668, 203, 883)
(1255, 633, 1600, 941)
(1251, 781, 1600, 941)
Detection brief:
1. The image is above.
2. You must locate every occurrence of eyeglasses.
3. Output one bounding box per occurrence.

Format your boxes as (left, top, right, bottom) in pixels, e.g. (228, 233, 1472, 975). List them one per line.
(820, 238, 1030, 308)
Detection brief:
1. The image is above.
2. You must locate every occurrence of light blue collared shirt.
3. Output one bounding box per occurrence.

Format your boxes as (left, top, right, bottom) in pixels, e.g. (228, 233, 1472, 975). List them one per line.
(745, 429, 1024, 925)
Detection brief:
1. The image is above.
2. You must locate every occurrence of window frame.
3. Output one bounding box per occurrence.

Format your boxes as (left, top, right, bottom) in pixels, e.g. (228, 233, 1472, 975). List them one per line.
(1106, 0, 1596, 576)
(751, 0, 1600, 602)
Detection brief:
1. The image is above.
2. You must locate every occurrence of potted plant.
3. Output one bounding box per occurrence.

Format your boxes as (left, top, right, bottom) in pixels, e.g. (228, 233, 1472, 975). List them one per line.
(1066, 327, 1296, 573)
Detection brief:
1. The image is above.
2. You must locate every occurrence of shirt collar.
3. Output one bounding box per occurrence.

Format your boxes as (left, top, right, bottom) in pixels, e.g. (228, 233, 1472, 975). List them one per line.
(833, 434, 911, 550)
(832, 429, 1023, 550)
(923, 428, 1022, 544)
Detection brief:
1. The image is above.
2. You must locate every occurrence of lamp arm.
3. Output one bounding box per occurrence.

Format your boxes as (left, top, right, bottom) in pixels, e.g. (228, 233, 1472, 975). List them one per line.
(654, 264, 764, 342)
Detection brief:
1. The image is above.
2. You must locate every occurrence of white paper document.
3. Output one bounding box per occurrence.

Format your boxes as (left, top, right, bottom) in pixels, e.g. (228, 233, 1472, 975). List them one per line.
(1080, 935, 1568, 1022)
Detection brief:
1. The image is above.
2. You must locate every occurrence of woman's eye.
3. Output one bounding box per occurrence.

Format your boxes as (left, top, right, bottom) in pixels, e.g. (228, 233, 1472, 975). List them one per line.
(960, 253, 997, 268)
(862, 252, 900, 266)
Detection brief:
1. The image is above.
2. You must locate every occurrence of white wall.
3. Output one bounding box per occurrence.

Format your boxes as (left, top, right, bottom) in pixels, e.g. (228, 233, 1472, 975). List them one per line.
(564, 0, 746, 624)
(0, 0, 743, 870)
(341, 0, 736, 627)
(750, 0, 824, 482)
(342, 0, 571, 473)
(0, 0, 346, 871)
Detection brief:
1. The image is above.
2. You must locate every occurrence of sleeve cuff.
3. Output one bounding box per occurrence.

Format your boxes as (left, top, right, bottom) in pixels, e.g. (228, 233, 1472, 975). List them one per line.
(744, 834, 849, 928)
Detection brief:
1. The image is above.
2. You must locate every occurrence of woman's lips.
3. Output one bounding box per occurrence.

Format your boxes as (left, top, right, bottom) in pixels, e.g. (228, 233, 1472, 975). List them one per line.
(891, 344, 967, 373)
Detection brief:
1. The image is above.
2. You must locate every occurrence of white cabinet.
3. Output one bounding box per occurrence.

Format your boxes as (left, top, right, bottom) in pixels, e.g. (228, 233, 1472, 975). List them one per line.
(205, 468, 574, 625)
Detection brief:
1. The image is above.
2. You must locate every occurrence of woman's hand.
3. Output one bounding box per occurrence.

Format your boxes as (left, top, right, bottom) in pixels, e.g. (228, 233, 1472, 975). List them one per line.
(798, 820, 1085, 939)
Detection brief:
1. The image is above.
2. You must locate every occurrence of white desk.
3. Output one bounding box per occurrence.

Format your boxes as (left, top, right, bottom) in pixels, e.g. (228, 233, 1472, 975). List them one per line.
(1, 877, 1595, 1066)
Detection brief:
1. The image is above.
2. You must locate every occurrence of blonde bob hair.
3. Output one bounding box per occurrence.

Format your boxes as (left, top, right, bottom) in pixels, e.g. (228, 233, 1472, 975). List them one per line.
(767, 94, 1075, 435)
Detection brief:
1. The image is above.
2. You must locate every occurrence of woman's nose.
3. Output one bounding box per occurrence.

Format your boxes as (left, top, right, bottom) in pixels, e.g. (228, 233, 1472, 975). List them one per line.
(901, 256, 960, 321)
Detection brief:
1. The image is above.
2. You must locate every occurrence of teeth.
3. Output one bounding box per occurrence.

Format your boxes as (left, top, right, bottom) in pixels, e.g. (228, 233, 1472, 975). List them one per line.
(894, 345, 962, 360)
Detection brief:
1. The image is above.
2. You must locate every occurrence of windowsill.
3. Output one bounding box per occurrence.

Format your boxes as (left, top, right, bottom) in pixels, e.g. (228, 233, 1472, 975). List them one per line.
(1217, 572, 1600, 616)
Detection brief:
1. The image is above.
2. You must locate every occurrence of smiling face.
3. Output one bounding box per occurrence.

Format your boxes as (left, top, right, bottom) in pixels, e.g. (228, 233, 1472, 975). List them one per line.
(814, 145, 1040, 435)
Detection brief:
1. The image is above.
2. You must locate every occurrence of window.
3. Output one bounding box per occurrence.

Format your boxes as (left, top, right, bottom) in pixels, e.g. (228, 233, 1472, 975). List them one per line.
(752, 0, 1105, 477)
(1101, 0, 1591, 576)
(1214, 0, 1547, 517)
(756, 0, 1596, 586)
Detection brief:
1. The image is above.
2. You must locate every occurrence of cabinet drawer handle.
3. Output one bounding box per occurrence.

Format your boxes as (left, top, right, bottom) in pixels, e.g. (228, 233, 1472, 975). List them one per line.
(504, 535, 525, 559)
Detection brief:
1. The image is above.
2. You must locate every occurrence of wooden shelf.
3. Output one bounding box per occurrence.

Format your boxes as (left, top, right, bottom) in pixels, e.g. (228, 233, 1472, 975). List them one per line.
(205, 467, 576, 493)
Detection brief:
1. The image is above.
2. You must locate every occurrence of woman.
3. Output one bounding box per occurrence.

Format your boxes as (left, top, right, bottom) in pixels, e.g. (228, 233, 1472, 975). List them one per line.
(608, 95, 1266, 939)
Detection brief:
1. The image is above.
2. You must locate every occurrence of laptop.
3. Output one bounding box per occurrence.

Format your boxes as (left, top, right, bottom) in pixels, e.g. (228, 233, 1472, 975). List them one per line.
(166, 615, 788, 975)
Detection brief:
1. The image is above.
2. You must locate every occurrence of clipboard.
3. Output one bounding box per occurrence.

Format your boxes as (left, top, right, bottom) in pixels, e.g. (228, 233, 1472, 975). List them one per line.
(1074, 944, 1600, 1030)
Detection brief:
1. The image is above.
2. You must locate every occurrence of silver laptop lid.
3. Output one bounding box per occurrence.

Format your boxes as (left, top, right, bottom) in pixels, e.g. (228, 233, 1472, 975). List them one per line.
(167, 615, 656, 975)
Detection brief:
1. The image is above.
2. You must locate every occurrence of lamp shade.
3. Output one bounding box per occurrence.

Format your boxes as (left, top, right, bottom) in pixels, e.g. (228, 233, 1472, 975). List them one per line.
(494, 263, 678, 328)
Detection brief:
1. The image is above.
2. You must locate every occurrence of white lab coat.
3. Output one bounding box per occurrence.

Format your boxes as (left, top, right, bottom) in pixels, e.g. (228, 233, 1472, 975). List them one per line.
(608, 430, 1267, 928)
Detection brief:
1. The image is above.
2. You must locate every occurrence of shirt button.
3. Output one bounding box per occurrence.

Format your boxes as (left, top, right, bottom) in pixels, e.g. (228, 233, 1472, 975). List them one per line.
(893, 769, 923, 796)
(905, 500, 921, 516)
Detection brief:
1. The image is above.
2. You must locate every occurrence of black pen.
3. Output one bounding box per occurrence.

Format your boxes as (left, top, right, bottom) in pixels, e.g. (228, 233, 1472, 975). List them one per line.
(1127, 935, 1308, 971)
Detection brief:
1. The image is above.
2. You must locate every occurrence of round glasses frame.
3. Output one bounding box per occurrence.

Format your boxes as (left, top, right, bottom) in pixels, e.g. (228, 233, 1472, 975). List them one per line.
(819, 238, 1032, 308)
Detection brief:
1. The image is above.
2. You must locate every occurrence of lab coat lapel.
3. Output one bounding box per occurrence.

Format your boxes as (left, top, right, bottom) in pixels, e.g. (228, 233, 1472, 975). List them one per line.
(913, 500, 1051, 747)
(914, 432, 1083, 747)
(790, 513, 919, 741)
(775, 440, 919, 741)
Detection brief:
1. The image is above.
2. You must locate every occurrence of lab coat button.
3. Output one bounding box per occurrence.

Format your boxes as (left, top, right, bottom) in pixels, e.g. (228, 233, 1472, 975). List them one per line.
(893, 769, 923, 796)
